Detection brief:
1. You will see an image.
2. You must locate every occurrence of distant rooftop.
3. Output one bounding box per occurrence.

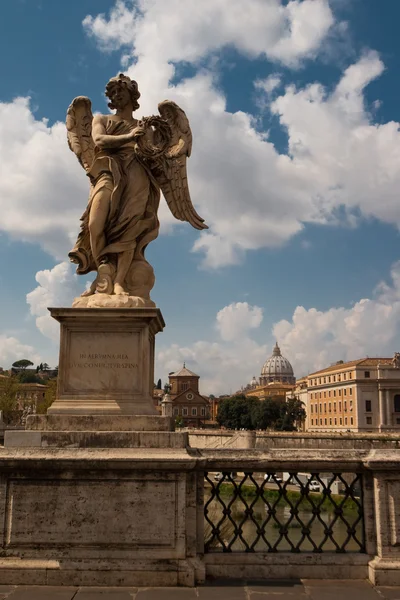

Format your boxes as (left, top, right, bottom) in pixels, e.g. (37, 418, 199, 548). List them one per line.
(169, 363, 199, 378)
(308, 357, 393, 377)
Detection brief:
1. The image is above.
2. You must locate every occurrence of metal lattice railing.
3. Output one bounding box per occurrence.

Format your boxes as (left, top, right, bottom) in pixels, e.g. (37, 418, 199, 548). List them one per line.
(204, 471, 365, 554)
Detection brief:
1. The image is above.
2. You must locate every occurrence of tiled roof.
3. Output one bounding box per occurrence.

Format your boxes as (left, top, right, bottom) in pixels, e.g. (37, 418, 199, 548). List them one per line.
(170, 365, 199, 377)
(308, 358, 393, 377)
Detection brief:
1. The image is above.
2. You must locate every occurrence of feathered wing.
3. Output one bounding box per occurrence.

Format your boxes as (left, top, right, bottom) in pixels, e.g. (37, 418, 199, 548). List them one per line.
(155, 100, 208, 231)
(66, 96, 95, 273)
(66, 96, 95, 172)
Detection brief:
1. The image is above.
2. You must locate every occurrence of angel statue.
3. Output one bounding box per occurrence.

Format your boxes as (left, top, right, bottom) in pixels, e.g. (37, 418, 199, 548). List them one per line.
(66, 73, 207, 307)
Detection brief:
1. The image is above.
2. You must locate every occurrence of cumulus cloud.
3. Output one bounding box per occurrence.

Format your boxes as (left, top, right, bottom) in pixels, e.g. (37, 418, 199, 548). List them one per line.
(26, 262, 84, 341)
(157, 301, 267, 395)
(80, 2, 400, 269)
(0, 98, 88, 258)
(83, 0, 334, 68)
(273, 261, 400, 377)
(216, 302, 263, 341)
(0, 336, 40, 370)
(157, 263, 400, 394)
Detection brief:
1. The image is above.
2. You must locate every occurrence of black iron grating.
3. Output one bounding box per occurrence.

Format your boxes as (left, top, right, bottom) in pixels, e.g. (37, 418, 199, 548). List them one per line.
(204, 471, 365, 553)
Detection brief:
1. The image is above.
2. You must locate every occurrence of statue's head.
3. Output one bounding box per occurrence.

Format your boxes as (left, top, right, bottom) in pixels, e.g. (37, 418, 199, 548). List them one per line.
(105, 73, 140, 111)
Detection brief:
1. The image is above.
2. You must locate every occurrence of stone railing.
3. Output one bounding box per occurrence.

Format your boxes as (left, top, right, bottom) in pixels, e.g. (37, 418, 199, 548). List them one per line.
(0, 441, 399, 586)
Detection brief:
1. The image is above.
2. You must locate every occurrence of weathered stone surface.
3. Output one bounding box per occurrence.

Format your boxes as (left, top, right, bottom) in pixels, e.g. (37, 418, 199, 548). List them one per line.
(26, 415, 173, 432)
(74, 589, 137, 600)
(4, 430, 187, 449)
(47, 308, 164, 415)
(6, 586, 77, 599)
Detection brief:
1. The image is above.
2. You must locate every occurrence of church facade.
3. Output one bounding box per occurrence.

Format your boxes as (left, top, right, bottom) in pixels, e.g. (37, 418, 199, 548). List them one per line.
(168, 364, 210, 427)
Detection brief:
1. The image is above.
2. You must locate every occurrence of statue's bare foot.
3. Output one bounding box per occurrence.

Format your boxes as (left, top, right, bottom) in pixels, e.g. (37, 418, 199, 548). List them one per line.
(81, 280, 97, 297)
(113, 283, 129, 296)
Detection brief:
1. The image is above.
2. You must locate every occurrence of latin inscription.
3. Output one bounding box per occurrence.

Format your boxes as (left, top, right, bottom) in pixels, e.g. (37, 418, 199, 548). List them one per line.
(70, 352, 139, 370)
(65, 330, 142, 393)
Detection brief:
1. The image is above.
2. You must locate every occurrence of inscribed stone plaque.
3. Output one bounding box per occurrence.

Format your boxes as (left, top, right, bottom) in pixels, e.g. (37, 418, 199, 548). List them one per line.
(66, 331, 140, 393)
(6, 479, 176, 548)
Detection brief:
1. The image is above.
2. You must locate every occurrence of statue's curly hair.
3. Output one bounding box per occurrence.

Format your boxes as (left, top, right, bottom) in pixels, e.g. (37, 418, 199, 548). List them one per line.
(105, 73, 140, 111)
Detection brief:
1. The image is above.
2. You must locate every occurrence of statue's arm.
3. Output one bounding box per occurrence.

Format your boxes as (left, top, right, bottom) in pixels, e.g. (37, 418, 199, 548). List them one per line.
(92, 115, 143, 150)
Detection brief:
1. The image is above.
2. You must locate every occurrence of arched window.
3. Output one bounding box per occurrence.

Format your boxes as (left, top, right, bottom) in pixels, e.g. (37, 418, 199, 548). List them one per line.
(394, 395, 400, 413)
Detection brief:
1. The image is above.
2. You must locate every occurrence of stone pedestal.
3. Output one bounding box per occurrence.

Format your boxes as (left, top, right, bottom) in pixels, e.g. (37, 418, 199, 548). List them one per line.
(47, 307, 164, 415)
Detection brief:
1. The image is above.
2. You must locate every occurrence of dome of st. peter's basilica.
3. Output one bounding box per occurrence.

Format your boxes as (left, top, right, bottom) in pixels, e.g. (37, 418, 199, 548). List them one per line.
(259, 342, 295, 385)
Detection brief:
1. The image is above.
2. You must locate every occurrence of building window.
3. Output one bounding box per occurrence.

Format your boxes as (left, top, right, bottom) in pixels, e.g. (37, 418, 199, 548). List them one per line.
(324, 403, 326, 412)
(311, 404, 313, 413)
(350, 417, 353, 425)
(324, 391, 326, 398)
(366, 417, 372, 425)
(334, 418, 337, 425)
(333, 376, 336, 382)
(173, 407, 179, 416)
(349, 372, 352, 379)
(201, 407, 206, 416)
(329, 403, 331, 412)
(338, 375, 341, 381)
(311, 419, 313, 425)
(350, 401, 353, 411)
(338, 389, 341, 396)
(324, 418, 327, 425)
(191, 407, 197, 416)
(320, 419, 322, 425)
(349, 388, 353, 396)
(365, 400, 372, 412)
(180, 382, 189, 392)
(329, 418, 332, 425)
(364, 371, 370, 378)
(319, 403, 322, 413)
(394, 395, 400, 413)
(340, 418, 342, 425)
(345, 417, 348, 425)
(182, 407, 188, 416)
(343, 374, 346, 381)
(324, 377, 326, 383)
(333, 390, 336, 397)
(328, 376, 331, 383)
(334, 402, 336, 412)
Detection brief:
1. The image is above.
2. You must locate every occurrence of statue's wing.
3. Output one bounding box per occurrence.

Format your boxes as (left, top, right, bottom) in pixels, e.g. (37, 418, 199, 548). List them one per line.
(66, 96, 95, 172)
(155, 100, 208, 231)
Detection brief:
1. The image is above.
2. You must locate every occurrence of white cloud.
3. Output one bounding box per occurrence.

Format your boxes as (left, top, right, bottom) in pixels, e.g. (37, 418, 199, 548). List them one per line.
(83, 0, 334, 68)
(157, 262, 400, 394)
(157, 301, 267, 394)
(26, 262, 84, 341)
(0, 335, 40, 370)
(216, 302, 263, 341)
(0, 97, 88, 258)
(273, 261, 400, 377)
(81, 3, 400, 270)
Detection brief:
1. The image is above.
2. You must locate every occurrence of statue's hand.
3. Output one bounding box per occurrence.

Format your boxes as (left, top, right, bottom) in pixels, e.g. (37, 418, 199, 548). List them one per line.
(128, 126, 146, 141)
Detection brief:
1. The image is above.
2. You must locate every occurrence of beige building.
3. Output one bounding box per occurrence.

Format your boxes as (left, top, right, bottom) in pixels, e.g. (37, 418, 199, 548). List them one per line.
(304, 356, 400, 432)
(168, 364, 210, 427)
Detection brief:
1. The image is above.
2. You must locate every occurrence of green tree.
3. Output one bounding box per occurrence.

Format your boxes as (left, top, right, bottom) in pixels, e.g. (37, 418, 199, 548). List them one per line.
(16, 371, 46, 385)
(216, 395, 259, 430)
(0, 377, 20, 424)
(12, 359, 34, 371)
(275, 397, 306, 431)
(175, 415, 184, 428)
(41, 362, 50, 371)
(37, 379, 57, 414)
(156, 378, 162, 389)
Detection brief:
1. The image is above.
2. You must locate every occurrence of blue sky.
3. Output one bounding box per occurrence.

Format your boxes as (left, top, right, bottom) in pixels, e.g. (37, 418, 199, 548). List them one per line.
(1, 0, 400, 394)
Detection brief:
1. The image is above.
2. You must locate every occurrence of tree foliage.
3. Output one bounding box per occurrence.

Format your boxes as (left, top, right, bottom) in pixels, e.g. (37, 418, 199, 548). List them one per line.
(12, 359, 33, 370)
(0, 377, 20, 424)
(16, 371, 46, 384)
(216, 395, 306, 431)
(37, 379, 57, 414)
